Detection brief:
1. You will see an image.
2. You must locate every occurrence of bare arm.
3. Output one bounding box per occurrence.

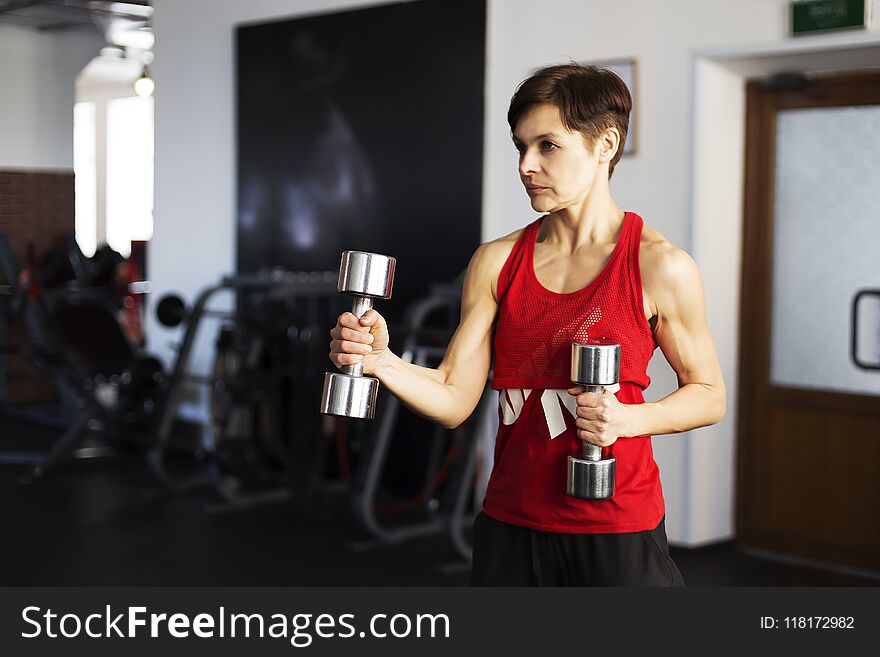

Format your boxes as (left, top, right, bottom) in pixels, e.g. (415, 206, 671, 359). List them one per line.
(330, 241, 506, 429)
(626, 246, 726, 435)
(571, 245, 726, 446)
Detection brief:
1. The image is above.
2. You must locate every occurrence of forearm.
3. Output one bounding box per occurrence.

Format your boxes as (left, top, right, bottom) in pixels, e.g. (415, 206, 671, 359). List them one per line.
(625, 382, 726, 437)
(372, 351, 479, 429)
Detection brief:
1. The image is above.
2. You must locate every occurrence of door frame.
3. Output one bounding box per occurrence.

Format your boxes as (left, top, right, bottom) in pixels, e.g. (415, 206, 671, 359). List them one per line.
(736, 71, 880, 559)
(678, 40, 880, 547)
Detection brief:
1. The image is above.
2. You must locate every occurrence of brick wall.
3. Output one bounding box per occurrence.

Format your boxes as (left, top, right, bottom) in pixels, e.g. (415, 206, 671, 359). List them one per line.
(0, 169, 75, 405)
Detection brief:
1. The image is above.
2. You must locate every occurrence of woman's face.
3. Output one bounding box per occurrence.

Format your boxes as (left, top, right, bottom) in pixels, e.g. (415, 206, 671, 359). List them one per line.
(512, 103, 602, 214)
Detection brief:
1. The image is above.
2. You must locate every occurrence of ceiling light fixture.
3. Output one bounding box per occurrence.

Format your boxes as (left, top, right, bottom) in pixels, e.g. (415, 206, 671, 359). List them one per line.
(134, 66, 155, 97)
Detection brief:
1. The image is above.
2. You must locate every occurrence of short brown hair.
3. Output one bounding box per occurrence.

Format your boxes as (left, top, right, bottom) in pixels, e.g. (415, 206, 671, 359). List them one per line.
(508, 63, 632, 178)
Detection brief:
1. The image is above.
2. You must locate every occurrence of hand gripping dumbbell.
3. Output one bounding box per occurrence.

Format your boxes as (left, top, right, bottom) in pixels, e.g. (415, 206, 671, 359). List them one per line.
(320, 251, 396, 420)
(566, 339, 620, 500)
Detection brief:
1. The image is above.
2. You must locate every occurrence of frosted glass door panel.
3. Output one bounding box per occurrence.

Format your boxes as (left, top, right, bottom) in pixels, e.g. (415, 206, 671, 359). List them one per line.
(770, 105, 880, 395)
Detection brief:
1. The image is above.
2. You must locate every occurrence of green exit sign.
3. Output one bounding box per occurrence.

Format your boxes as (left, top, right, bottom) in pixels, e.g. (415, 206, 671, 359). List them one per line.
(791, 0, 868, 35)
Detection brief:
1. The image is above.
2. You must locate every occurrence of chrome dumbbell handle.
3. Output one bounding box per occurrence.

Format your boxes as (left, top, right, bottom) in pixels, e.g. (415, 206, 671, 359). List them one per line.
(580, 384, 605, 462)
(342, 296, 374, 378)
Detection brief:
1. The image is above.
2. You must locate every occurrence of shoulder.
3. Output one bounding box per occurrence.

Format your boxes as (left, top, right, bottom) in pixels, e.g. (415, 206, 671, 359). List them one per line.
(640, 227, 698, 284)
(466, 226, 526, 299)
(474, 227, 523, 266)
(638, 222, 703, 308)
(468, 228, 525, 276)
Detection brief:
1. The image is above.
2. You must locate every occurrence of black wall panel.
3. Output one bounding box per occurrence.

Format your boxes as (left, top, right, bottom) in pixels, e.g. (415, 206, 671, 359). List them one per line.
(236, 0, 486, 317)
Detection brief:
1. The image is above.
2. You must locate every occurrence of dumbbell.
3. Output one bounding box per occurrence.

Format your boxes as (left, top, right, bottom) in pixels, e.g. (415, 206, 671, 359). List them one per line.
(566, 339, 620, 500)
(320, 251, 396, 419)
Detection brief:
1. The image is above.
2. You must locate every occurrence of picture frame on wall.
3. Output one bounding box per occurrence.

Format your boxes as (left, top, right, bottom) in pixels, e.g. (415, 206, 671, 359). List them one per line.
(583, 58, 637, 156)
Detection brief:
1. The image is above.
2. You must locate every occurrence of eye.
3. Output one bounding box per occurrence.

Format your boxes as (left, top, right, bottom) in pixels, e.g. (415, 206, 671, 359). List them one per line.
(541, 140, 558, 152)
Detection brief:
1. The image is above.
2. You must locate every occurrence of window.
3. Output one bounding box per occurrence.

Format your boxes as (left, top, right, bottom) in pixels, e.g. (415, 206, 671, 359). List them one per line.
(106, 95, 154, 258)
(73, 101, 97, 257)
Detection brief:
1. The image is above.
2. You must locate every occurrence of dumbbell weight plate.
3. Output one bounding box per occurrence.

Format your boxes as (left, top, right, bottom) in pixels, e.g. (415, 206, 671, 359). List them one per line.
(338, 251, 395, 299)
(571, 339, 620, 386)
(156, 294, 187, 327)
(320, 371, 379, 419)
(567, 454, 616, 500)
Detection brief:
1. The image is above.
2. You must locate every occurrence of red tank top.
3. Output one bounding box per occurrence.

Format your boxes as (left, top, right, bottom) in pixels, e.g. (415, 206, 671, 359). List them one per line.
(484, 211, 665, 533)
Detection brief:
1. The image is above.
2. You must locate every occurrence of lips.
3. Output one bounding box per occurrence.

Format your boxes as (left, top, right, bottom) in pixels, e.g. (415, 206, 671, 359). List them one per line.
(526, 185, 548, 194)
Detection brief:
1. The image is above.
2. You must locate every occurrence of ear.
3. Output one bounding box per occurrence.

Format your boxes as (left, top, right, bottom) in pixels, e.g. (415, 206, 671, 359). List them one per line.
(597, 128, 620, 163)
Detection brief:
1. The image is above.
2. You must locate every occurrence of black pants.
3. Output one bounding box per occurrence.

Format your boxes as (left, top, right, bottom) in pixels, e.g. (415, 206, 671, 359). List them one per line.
(470, 512, 685, 587)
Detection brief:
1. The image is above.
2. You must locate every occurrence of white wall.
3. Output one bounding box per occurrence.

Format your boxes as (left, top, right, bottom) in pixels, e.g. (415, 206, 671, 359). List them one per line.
(0, 24, 103, 169)
(149, 0, 880, 544)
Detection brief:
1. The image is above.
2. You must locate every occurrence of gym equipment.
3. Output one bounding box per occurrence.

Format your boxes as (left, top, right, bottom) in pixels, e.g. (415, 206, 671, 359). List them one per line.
(156, 294, 187, 328)
(5, 294, 166, 475)
(149, 270, 343, 510)
(0, 233, 77, 431)
(320, 251, 396, 420)
(346, 284, 490, 562)
(567, 340, 620, 500)
(444, 379, 495, 563)
(30, 302, 166, 477)
(0, 232, 162, 474)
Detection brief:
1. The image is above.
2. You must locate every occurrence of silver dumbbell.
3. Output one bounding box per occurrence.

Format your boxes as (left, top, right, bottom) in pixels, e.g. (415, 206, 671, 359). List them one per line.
(566, 340, 620, 500)
(320, 251, 396, 420)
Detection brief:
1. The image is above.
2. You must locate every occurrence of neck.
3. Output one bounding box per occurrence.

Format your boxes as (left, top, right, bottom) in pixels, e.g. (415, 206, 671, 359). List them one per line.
(542, 178, 624, 253)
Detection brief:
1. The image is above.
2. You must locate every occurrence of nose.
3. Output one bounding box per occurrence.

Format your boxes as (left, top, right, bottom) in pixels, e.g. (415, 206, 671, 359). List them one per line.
(519, 148, 540, 177)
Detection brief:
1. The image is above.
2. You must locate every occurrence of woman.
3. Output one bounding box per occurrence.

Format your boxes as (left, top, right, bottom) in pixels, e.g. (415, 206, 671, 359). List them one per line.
(329, 64, 725, 586)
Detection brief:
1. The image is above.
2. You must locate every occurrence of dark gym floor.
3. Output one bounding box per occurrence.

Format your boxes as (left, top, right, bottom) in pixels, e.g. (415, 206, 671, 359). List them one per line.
(0, 415, 876, 587)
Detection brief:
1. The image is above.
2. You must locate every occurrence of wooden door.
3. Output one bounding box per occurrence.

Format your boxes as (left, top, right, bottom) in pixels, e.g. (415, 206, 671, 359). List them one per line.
(737, 72, 880, 572)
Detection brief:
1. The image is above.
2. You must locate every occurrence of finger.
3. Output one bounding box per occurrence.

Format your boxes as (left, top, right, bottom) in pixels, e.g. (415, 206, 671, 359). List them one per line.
(567, 385, 585, 396)
(577, 429, 599, 444)
(578, 392, 600, 407)
(332, 352, 365, 367)
(575, 406, 599, 420)
(340, 327, 374, 343)
(575, 404, 609, 422)
(359, 309, 379, 325)
(331, 325, 364, 340)
(331, 339, 373, 355)
(339, 312, 364, 329)
(575, 418, 599, 432)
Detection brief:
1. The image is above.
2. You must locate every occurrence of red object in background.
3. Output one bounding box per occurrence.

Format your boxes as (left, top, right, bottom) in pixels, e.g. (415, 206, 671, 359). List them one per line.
(118, 241, 148, 345)
(130, 240, 147, 281)
(16, 265, 40, 301)
(17, 242, 41, 301)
